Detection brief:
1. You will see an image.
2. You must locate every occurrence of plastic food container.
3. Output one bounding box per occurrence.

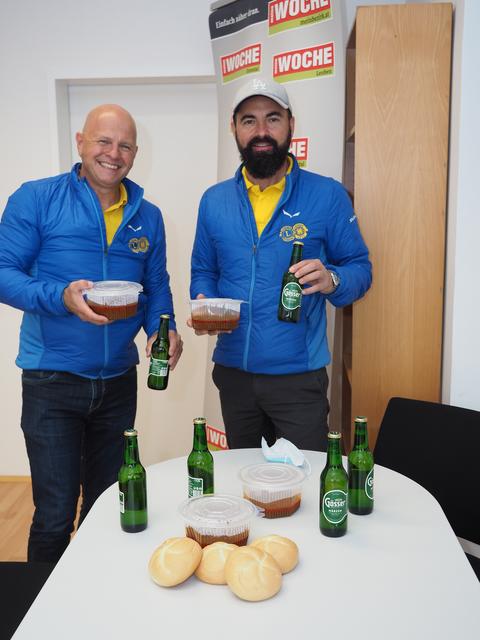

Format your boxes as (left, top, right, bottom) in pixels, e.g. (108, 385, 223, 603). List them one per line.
(178, 494, 261, 547)
(190, 298, 244, 332)
(239, 463, 307, 518)
(84, 281, 143, 321)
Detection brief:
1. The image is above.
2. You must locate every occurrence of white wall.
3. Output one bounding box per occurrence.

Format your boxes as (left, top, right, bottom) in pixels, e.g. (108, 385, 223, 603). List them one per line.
(0, 0, 215, 474)
(442, 0, 480, 409)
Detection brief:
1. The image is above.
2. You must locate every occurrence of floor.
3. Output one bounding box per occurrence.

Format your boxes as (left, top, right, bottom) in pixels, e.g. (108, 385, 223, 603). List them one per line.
(0, 479, 32, 561)
(0, 479, 81, 562)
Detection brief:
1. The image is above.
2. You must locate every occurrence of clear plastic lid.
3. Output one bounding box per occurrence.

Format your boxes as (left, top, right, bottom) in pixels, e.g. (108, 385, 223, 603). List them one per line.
(89, 281, 142, 296)
(190, 298, 245, 312)
(239, 463, 306, 490)
(85, 280, 142, 304)
(178, 494, 261, 529)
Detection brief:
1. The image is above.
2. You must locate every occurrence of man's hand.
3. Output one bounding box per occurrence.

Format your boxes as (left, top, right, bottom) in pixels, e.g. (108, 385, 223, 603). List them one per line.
(186, 293, 232, 335)
(146, 330, 183, 371)
(289, 259, 335, 295)
(63, 280, 110, 325)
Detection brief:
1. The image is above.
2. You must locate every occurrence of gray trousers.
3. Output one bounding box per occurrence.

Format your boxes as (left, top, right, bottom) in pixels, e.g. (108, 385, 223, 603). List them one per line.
(212, 364, 329, 452)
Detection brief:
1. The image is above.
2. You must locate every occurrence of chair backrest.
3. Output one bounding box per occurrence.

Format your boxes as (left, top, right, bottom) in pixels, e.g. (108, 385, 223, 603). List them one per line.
(374, 397, 480, 544)
(0, 561, 54, 638)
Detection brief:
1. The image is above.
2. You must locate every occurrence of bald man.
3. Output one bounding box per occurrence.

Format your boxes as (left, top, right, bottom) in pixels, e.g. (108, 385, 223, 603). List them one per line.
(0, 104, 182, 563)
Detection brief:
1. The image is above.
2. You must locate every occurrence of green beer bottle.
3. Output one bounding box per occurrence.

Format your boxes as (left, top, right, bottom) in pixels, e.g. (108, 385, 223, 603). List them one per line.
(118, 429, 148, 533)
(348, 416, 374, 515)
(187, 417, 214, 498)
(278, 241, 304, 323)
(147, 314, 170, 390)
(320, 431, 348, 537)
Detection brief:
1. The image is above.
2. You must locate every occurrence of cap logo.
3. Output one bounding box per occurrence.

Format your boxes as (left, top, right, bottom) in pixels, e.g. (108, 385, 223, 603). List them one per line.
(252, 79, 268, 91)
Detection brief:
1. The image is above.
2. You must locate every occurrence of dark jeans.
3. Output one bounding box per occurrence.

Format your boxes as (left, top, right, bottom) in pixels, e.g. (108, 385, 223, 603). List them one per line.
(212, 364, 329, 452)
(21, 367, 137, 563)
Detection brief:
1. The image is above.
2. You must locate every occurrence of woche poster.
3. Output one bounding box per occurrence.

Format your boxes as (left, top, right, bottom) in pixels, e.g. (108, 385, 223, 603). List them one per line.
(204, 0, 347, 449)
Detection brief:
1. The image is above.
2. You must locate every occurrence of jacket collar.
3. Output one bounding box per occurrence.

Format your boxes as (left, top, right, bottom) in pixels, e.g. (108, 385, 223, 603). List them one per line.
(70, 163, 144, 213)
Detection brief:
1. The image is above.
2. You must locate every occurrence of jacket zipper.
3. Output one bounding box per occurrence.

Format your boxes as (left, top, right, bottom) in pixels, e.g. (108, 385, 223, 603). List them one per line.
(240, 180, 259, 371)
(241, 173, 293, 371)
(83, 183, 109, 376)
(82, 182, 144, 376)
(243, 242, 257, 370)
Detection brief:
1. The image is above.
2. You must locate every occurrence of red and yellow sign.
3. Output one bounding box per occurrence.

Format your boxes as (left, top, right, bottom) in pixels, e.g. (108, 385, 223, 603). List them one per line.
(290, 137, 309, 167)
(273, 42, 334, 83)
(268, 0, 332, 35)
(206, 424, 229, 451)
(221, 43, 262, 83)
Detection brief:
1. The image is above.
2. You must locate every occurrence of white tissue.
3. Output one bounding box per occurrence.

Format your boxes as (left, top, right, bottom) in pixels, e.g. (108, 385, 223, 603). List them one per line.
(261, 437, 310, 473)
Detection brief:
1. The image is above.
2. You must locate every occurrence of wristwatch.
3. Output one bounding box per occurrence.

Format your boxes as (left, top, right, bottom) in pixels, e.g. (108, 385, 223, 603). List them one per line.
(329, 270, 340, 292)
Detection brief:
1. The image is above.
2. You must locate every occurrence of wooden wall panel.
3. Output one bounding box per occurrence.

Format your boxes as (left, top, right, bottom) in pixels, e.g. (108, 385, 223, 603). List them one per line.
(349, 4, 452, 446)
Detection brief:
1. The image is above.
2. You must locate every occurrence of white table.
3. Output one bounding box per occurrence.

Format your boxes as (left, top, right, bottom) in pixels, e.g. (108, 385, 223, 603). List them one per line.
(13, 449, 480, 639)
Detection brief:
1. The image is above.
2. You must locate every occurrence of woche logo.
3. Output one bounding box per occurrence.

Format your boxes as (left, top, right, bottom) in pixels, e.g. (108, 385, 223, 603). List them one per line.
(206, 424, 229, 451)
(273, 42, 334, 83)
(290, 137, 309, 167)
(220, 43, 262, 83)
(269, 0, 332, 35)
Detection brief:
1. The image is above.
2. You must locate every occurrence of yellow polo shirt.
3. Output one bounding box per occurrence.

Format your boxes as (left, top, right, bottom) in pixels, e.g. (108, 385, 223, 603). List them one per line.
(242, 156, 293, 237)
(104, 183, 127, 246)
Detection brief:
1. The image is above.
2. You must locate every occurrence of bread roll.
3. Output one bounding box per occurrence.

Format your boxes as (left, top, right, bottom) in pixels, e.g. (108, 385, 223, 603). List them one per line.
(195, 542, 238, 585)
(148, 537, 202, 587)
(225, 546, 282, 601)
(250, 535, 299, 574)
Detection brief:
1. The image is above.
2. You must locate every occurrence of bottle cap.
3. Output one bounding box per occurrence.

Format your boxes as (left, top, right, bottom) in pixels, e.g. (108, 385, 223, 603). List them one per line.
(327, 431, 342, 439)
(160, 314, 170, 319)
(124, 429, 138, 436)
(355, 416, 368, 423)
(193, 417, 207, 425)
(293, 241, 304, 246)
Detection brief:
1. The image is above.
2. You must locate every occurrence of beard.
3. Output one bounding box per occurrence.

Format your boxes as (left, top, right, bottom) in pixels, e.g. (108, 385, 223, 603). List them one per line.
(236, 129, 292, 179)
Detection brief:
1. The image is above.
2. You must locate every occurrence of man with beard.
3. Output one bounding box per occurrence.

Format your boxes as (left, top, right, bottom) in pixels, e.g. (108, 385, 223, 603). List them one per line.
(189, 78, 371, 451)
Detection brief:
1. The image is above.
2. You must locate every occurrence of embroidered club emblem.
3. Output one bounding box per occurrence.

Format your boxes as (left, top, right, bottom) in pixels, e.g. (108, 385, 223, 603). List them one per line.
(128, 237, 150, 253)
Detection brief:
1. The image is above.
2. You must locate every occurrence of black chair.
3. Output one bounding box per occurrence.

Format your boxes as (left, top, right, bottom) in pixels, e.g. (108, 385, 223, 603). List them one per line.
(0, 561, 54, 640)
(374, 397, 480, 580)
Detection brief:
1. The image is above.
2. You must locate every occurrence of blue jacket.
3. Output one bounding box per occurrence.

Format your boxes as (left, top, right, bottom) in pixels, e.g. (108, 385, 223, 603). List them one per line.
(0, 164, 175, 378)
(190, 156, 371, 375)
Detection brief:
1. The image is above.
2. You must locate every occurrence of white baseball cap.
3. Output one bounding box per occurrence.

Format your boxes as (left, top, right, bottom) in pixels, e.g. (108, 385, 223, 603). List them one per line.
(232, 77, 292, 114)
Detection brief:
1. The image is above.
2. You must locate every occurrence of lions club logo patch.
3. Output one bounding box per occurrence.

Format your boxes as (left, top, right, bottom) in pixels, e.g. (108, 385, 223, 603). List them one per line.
(279, 223, 308, 242)
(128, 237, 150, 254)
(293, 223, 308, 239)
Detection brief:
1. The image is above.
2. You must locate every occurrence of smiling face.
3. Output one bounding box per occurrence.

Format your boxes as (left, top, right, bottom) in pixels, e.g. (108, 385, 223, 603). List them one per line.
(232, 95, 294, 181)
(76, 105, 138, 205)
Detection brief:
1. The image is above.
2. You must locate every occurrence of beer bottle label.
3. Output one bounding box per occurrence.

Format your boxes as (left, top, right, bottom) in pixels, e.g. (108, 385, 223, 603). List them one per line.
(322, 489, 348, 524)
(281, 282, 302, 310)
(119, 491, 125, 514)
(149, 357, 169, 377)
(188, 476, 204, 498)
(365, 468, 374, 500)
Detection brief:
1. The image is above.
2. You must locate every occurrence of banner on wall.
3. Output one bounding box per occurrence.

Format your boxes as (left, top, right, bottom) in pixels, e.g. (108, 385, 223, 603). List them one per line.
(204, 0, 347, 449)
